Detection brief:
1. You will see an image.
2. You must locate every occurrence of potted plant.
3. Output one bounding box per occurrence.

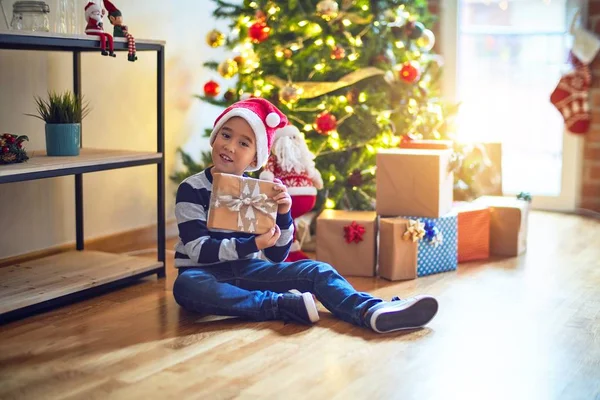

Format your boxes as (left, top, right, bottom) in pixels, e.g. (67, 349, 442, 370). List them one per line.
(26, 91, 90, 156)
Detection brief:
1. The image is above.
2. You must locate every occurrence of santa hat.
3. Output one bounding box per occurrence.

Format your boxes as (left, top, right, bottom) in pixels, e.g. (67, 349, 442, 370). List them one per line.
(103, 0, 121, 17)
(84, 1, 101, 17)
(209, 98, 288, 171)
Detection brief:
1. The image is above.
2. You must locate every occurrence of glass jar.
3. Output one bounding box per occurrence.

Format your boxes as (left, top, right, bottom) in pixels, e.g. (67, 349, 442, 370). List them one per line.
(10, 1, 51, 32)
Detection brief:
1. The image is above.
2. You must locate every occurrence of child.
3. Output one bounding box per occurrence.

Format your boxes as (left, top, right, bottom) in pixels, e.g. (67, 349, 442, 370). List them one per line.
(173, 98, 439, 333)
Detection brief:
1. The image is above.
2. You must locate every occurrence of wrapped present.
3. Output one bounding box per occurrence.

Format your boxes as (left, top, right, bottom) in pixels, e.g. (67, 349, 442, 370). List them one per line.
(316, 210, 377, 277)
(376, 149, 454, 218)
(379, 213, 458, 281)
(474, 195, 530, 256)
(453, 201, 490, 263)
(207, 172, 278, 234)
(399, 139, 453, 150)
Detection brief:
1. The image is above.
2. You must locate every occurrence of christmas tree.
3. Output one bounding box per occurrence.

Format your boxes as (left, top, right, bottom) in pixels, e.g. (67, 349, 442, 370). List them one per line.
(174, 0, 489, 209)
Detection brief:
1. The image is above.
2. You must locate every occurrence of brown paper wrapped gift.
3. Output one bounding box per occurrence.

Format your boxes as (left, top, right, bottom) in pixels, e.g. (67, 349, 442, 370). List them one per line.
(474, 196, 530, 257)
(207, 172, 278, 234)
(316, 210, 377, 277)
(378, 218, 418, 281)
(376, 149, 454, 218)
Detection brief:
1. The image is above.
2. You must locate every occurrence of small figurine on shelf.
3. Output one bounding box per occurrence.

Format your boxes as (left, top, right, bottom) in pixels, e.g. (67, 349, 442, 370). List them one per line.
(0, 133, 29, 165)
(84, 1, 115, 57)
(103, 0, 137, 62)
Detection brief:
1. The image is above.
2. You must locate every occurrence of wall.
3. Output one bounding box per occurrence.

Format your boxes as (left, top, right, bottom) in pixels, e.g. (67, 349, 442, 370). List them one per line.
(0, 0, 234, 258)
(585, 2, 600, 212)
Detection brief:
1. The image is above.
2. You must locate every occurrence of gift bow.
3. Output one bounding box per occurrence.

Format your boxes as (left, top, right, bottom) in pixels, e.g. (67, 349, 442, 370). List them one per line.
(216, 193, 275, 217)
(344, 221, 366, 244)
(402, 219, 425, 242)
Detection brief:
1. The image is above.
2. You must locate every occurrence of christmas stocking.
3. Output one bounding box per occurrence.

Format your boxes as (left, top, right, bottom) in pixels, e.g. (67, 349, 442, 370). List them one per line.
(550, 53, 592, 135)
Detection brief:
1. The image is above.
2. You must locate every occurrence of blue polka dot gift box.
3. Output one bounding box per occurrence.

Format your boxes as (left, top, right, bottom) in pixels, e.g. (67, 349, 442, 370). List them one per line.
(378, 213, 458, 281)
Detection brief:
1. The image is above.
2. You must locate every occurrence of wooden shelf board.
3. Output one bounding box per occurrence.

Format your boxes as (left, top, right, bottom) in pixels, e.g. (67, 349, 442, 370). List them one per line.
(0, 148, 162, 182)
(0, 250, 162, 315)
(0, 31, 165, 49)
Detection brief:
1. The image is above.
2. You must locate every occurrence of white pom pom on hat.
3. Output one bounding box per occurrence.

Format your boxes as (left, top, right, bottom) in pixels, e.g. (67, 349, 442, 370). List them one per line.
(208, 98, 288, 172)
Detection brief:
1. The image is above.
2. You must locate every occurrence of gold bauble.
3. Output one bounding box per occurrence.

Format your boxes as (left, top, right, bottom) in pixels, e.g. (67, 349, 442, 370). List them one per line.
(279, 84, 302, 104)
(316, 0, 339, 21)
(206, 29, 225, 48)
(415, 29, 435, 52)
(218, 59, 239, 79)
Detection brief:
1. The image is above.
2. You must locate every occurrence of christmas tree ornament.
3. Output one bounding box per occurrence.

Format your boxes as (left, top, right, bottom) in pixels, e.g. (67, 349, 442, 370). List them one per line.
(330, 45, 346, 60)
(398, 61, 420, 83)
(347, 169, 363, 187)
(218, 59, 239, 78)
(224, 89, 236, 102)
(103, 0, 137, 61)
(248, 21, 270, 43)
(405, 21, 424, 40)
(203, 80, 221, 97)
(206, 29, 225, 48)
(315, 111, 337, 135)
(84, 1, 116, 57)
(284, 49, 293, 59)
(416, 28, 435, 52)
(388, 21, 404, 39)
(316, 0, 339, 21)
(233, 55, 245, 66)
(550, 52, 592, 135)
(279, 84, 302, 104)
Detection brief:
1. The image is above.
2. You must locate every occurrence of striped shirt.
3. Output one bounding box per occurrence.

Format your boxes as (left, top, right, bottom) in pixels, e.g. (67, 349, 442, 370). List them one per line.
(174, 167, 294, 268)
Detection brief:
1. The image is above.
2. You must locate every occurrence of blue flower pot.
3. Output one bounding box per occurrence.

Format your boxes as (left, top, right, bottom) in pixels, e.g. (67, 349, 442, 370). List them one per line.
(45, 124, 80, 156)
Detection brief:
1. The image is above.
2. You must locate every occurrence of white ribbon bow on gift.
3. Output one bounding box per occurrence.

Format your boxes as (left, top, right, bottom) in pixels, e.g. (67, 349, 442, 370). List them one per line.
(216, 184, 276, 232)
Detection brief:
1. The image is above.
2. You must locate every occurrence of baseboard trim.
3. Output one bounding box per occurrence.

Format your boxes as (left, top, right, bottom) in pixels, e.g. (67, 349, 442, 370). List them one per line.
(0, 219, 178, 267)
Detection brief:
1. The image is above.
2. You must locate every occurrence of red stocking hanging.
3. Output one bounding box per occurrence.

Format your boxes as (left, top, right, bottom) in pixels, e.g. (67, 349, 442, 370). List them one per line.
(550, 53, 591, 135)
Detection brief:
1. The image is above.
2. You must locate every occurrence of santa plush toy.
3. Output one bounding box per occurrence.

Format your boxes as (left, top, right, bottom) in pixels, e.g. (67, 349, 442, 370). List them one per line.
(84, 1, 115, 57)
(260, 124, 323, 262)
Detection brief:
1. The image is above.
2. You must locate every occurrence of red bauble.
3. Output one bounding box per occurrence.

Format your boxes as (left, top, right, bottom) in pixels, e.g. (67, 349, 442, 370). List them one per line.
(399, 62, 420, 83)
(203, 80, 221, 97)
(315, 112, 337, 135)
(1, 146, 9, 153)
(248, 21, 270, 43)
(6, 135, 15, 144)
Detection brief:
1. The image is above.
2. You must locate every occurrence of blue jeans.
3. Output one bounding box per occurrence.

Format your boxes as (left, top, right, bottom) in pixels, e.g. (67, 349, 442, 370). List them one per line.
(173, 258, 382, 327)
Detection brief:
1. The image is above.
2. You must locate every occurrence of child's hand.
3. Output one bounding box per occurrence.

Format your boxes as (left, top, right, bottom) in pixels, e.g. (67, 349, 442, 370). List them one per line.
(272, 179, 292, 214)
(255, 225, 281, 250)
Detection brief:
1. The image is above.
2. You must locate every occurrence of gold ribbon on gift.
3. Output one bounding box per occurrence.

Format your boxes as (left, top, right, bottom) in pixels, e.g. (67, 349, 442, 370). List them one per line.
(402, 219, 426, 242)
(266, 67, 385, 100)
(214, 179, 277, 233)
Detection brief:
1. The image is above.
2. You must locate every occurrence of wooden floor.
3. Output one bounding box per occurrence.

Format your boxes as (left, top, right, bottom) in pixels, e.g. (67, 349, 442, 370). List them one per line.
(0, 211, 598, 400)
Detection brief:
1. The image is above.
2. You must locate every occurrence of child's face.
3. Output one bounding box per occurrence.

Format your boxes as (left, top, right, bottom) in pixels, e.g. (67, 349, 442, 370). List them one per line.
(211, 117, 257, 175)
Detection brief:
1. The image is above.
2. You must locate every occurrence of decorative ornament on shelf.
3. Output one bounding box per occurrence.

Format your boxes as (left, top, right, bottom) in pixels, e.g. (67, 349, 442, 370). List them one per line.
(517, 191, 532, 202)
(343, 221, 366, 244)
(248, 21, 270, 43)
(405, 21, 425, 40)
(218, 59, 239, 79)
(330, 45, 346, 60)
(203, 80, 220, 97)
(315, 111, 337, 135)
(402, 219, 425, 242)
(103, 0, 138, 62)
(279, 83, 302, 105)
(206, 29, 225, 48)
(415, 28, 435, 52)
(0, 133, 29, 165)
(84, 1, 116, 57)
(316, 0, 339, 21)
(398, 61, 420, 83)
